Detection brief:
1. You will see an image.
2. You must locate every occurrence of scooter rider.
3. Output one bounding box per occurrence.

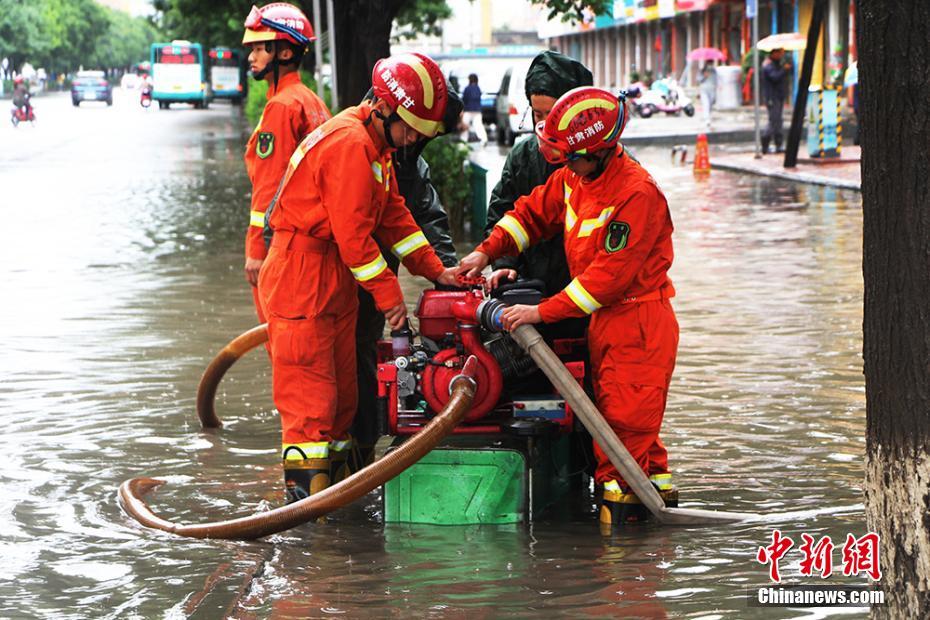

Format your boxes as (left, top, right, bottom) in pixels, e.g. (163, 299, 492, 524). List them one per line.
(484, 51, 593, 341)
(12, 76, 32, 119)
(460, 87, 679, 529)
(259, 52, 460, 503)
(242, 2, 331, 323)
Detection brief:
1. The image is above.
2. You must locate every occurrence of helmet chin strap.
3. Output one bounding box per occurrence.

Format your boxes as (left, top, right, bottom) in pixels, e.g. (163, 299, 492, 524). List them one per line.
(372, 106, 403, 149)
(252, 41, 301, 91)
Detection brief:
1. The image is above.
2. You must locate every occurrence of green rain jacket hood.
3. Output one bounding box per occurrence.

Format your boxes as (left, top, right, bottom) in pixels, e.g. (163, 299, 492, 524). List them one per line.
(524, 51, 594, 101)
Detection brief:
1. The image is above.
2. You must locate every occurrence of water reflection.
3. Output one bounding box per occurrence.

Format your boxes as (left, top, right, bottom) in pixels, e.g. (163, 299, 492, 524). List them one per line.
(0, 97, 868, 618)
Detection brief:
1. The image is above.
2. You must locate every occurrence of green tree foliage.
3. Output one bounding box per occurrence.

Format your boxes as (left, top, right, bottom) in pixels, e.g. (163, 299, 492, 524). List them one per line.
(530, 0, 613, 24)
(0, 0, 161, 76)
(393, 0, 451, 41)
(422, 136, 472, 241)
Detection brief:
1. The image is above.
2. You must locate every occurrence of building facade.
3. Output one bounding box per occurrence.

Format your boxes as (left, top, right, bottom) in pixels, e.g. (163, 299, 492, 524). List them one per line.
(540, 0, 856, 92)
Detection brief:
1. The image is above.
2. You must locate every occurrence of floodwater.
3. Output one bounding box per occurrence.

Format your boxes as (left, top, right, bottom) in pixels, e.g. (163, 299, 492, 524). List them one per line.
(0, 92, 869, 618)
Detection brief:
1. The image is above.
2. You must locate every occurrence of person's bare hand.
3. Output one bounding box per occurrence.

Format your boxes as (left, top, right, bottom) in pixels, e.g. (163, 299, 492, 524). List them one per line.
(383, 302, 407, 330)
(486, 268, 517, 292)
(244, 256, 264, 286)
(500, 304, 542, 331)
(457, 251, 490, 278)
(436, 267, 459, 287)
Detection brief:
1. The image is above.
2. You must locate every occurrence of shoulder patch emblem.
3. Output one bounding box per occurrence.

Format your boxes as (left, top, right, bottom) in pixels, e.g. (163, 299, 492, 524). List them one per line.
(256, 132, 275, 159)
(605, 221, 630, 253)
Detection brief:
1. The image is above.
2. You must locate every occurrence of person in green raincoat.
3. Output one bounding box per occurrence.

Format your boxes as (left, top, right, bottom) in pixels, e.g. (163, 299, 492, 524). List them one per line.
(484, 51, 593, 340)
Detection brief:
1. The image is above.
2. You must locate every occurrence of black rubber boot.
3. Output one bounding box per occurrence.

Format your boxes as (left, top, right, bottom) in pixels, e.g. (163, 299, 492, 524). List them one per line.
(761, 136, 771, 154)
(599, 485, 679, 534)
(283, 458, 329, 505)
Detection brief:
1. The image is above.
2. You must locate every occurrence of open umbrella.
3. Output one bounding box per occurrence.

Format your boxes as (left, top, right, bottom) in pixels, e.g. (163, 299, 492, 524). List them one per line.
(687, 47, 726, 62)
(844, 61, 858, 86)
(757, 32, 807, 52)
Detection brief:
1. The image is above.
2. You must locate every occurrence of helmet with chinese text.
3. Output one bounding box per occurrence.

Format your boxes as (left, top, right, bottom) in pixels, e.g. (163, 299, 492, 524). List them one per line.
(371, 53, 448, 139)
(535, 86, 629, 165)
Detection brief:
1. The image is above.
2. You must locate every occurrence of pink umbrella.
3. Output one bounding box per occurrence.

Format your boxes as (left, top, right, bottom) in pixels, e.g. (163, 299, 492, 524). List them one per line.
(687, 47, 726, 62)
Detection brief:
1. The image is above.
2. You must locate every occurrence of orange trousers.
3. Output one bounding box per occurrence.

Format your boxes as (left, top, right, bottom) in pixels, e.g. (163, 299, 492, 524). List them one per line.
(258, 231, 359, 447)
(588, 299, 679, 487)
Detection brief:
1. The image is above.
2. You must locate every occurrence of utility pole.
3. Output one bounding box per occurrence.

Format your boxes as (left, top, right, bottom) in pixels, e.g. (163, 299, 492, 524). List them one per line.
(312, 0, 324, 99)
(784, 0, 826, 168)
(749, 0, 761, 158)
(326, 0, 338, 110)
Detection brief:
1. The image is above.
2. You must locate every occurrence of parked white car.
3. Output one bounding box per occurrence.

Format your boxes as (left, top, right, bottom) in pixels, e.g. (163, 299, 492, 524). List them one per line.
(494, 59, 534, 145)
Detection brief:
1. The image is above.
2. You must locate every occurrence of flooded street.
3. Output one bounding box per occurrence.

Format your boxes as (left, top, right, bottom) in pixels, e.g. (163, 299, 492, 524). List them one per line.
(1, 92, 867, 618)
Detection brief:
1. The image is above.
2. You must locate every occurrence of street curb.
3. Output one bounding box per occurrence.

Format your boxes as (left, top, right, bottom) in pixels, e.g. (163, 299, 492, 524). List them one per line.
(711, 160, 861, 191)
(622, 129, 757, 145)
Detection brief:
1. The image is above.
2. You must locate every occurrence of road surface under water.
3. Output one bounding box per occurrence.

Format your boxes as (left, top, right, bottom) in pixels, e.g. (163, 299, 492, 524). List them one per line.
(0, 92, 869, 618)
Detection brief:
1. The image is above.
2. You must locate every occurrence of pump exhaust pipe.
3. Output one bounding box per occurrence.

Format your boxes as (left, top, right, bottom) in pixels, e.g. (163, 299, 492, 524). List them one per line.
(509, 325, 751, 525)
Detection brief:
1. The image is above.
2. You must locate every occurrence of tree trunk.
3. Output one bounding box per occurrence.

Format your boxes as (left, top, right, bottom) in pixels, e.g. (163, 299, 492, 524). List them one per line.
(861, 1, 930, 617)
(333, 0, 406, 109)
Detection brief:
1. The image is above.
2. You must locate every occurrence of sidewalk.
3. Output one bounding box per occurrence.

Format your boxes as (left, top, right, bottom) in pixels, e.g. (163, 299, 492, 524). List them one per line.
(712, 145, 861, 191)
(622, 105, 758, 145)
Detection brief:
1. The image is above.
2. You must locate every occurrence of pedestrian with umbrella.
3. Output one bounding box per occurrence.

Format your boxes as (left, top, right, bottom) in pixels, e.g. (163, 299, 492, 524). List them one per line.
(688, 48, 725, 129)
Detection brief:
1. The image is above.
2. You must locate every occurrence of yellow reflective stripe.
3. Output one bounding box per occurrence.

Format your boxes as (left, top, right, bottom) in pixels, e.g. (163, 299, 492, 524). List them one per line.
(649, 473, 673, 490)
(565, 278, 602, 314)
(371, 161, 383, 183)
(557, 98, 618, 131)
(350, 254, 389, 282)
(497, 214, 529, 252)
(392, 231, 429, 258)
(604, 480, 622, 493)
(331, 438, 353, 452)
(250, 210, 266, 228)
(578, 207, 615, 238)
(282, 442, 329, 460)
(563, 182, 577, 232)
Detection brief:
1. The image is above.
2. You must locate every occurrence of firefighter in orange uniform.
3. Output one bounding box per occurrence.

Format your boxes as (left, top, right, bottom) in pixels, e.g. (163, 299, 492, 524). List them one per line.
(259, 53, 459, 502)
(460, 87, 679, 529)
(242, 3, 331, 321)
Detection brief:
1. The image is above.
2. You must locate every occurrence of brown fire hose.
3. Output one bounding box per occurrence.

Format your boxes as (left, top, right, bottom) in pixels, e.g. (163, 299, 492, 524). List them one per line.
(196, 324, 269, 429)
(118, 356, 479, 540)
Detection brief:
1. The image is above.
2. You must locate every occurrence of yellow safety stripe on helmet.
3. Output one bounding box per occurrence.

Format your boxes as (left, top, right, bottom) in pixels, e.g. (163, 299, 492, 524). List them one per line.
(250, 210, 265, 228)
(497, 214, 530, 252)
(242, 29, 278, 45)
(350, 254, 389, 282)
(282, 441, 329, 460)
(405, 54, 434, 109)
(578, 207, 614, 238)
(330, 438, 353, 452)
(557, 98, 618, 131)
(565, 278, 602, 314)
(396, 106, 443, 139)
(392, 231, 429, 258)
(604, 480, 622, 493)
(649, 473, 673, 491)
(371, 161, 383, 184)
(564, 182, 577, 232)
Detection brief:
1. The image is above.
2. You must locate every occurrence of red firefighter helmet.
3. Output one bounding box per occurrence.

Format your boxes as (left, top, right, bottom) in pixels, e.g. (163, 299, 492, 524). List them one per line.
(13, 76, 24, 85)
(371, 53, 448, 138)
(535, 86, 628, 164)
(242, 3, 314, 48)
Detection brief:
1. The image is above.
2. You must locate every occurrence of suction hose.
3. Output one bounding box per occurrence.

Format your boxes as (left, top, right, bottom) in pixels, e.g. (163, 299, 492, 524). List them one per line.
(119, 356, 480, 539)
(509, 324, 753, 525)
(196, 323, 269, 429)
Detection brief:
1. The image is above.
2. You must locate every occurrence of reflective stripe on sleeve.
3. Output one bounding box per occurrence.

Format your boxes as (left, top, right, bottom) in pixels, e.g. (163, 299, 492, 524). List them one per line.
(565, 278, 603, 314)
(350, 254, 389, 282)
(391, 231, 430, 258)
(282, 441, 329, 460)
(250, 210, 266, 228)
(497, 214, 530, 252)
(371, 161, 383, 184)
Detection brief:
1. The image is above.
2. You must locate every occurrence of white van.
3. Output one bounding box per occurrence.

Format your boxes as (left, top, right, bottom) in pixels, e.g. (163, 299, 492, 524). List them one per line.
(494, 59, 533, 145)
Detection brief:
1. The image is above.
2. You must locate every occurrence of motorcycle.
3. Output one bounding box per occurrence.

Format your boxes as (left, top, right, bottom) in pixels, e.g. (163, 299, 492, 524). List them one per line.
(631, 78, 695, 118)
(10, 102, 36, 127)
(140, 84, 153, 108)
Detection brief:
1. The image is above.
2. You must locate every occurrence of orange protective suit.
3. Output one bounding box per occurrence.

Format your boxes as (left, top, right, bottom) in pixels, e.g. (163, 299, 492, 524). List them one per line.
(478, 148, 678, 490)
(259, 102, 446, 461)
(244, 71, 331, 321)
